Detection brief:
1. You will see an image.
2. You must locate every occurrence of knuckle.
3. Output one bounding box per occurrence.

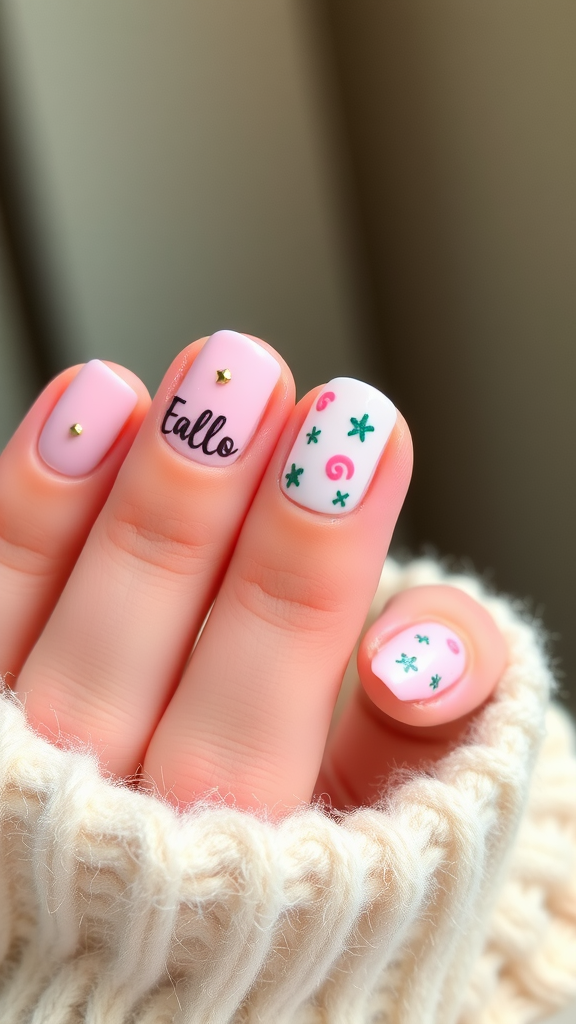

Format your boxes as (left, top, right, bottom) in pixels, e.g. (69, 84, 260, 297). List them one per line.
(104, 498, 217, 579)
(232, 554, 346, 635)
(0, 510, 57, 579)
(155, 742, 283, 808)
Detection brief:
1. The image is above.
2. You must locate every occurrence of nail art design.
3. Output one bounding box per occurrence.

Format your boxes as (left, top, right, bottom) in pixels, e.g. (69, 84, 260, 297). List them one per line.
(162, 331, 280, 467)
(371, 622, 467, 701)
(38, 360, 138, 477)
(316, 391, 336, 410)
(281, 377, 396, 514)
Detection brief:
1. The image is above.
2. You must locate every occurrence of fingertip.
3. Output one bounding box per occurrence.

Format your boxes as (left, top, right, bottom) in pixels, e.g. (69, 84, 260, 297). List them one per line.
(393, 410, 414, 475)
(242, 333, 296, 404)
(101, 361, 151, 413)
(157, 333, 295, 410)
(378, 408, 413, 501)
(358, 584, 508, 727)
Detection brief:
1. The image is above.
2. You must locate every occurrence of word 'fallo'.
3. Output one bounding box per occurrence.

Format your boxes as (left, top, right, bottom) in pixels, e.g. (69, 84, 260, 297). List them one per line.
(162, 395, 238, 458)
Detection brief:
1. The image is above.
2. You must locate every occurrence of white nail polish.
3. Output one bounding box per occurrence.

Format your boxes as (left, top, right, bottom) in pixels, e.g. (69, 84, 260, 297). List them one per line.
(281, 377, 396, 514)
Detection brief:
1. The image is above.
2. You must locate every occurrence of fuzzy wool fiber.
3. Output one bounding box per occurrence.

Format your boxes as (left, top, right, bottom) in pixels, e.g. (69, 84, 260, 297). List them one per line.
(1, 558, 576, 1024)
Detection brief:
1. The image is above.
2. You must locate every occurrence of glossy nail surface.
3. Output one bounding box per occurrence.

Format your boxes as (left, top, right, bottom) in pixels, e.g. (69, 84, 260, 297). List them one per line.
(38, 360, 138, 477)
(281, 377, 396, 514)
(371, 622, 467, 702)
(162, 330, 281, 466)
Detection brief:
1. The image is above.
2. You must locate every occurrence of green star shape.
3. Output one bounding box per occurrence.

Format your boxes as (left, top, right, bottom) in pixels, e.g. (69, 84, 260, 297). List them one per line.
(306, 426, 321, 444)
(332, 490, 349, 507)
(395, 653, 418, 673)
(348, 413, 375, 442)
(415, 634, 429, 644)
(285, 463, 304, 488)
(430, 674, 442, 690)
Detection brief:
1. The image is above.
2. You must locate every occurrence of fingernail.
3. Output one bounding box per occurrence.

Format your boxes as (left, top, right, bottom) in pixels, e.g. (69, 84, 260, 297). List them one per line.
(38, 360, 138, 477)
(371, 622, 467, 701)
(281, 377, 396, 514)
(162, 330, 281, 466)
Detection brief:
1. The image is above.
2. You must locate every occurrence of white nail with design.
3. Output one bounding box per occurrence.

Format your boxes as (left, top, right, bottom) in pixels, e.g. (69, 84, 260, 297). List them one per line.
(370, 622, 467, 701)
(281, 377, 396, 514)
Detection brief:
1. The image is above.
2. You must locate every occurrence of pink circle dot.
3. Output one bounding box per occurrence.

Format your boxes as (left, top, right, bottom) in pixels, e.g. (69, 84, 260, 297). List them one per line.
(325, 454, 355, 480)
(447, 638, 460, 654)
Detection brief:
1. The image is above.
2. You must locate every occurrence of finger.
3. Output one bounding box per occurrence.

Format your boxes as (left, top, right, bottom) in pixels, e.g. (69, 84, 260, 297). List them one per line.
(16, 332, 294, 777)
(315, 584, 508, 809)
(0, 360, 149, 678)
(144, 376, 413, 814)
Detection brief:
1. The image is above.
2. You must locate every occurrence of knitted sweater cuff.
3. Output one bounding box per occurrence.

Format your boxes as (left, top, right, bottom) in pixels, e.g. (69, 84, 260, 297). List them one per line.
(1, 558, 575, 1024)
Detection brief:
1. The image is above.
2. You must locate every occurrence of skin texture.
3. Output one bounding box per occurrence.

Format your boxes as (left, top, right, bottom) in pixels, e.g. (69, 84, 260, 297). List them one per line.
(0, 335, 507, 820)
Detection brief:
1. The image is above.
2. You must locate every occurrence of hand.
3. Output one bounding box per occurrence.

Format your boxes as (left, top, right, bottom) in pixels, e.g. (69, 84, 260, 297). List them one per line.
(0, 331, 505, 816)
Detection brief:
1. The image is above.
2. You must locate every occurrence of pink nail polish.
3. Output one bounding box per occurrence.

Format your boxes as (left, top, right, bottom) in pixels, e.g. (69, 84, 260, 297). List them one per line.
(38, 360, 138, 477)
(370, 622, 467, 701)
(162, 330, 281, 466)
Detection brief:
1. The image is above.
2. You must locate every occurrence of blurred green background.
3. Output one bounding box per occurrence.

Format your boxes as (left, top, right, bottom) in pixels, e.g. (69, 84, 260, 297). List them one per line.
(0, 0, 575, 711)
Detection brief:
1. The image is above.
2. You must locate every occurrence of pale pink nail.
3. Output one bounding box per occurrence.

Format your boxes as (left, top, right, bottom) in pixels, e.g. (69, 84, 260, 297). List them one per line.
(38, 360, 138, 477)
(370, 622, 467, 701)
(162, 330, 281, 466)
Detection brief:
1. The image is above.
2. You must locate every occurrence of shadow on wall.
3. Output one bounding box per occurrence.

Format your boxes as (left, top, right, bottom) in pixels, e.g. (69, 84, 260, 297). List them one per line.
(0, 0, 574, 709)
(325, 0, 576, 710)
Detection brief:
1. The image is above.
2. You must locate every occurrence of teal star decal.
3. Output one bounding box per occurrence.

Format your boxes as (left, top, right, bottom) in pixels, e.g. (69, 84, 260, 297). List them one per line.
(415, 634, 429, 644)
(430, 674, 441, 690)
(395, 653, 418, 673)
(332, 490, 349, 507)
(306, 426, 321, 444)
(348, 413, 375, 443)
(285, 463, 304, 488)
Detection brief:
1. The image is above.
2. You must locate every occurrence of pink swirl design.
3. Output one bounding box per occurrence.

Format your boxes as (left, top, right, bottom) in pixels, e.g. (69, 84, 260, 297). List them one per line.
(447, 638, 460, 654)
(316, 391, 336, 411)
(325, 455, 355, 481)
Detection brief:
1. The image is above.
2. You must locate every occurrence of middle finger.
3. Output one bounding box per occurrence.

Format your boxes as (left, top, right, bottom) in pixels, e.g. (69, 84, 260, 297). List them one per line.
(16, 331, 293, 775)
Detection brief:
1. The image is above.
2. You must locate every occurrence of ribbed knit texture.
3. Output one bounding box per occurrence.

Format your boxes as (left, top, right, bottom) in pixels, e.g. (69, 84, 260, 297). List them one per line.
(0, 558, 575, 1024)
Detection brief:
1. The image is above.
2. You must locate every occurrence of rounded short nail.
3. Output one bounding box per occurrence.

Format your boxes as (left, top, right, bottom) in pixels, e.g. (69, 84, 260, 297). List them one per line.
(280, 377, 397, 514)
(360, 586, 508, 727)
(161, 330, 281, 466)
(38, 360, 138, 477)
(370, 622, 467, 702)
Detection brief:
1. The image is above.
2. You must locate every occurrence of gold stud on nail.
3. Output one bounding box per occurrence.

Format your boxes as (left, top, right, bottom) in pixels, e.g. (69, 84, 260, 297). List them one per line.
(69, 423, 83, 436)
(216, 368, 232, 384)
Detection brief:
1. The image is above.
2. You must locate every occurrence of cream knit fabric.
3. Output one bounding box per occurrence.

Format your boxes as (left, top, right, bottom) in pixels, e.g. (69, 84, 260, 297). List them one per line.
(1, 558, 576, 1024)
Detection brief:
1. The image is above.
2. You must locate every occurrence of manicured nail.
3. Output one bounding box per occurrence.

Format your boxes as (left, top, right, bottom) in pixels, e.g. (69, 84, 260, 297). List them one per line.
(281, 377, 396, 514)
(162, 330, 281, 466)
(370, 622, 467, 701)
(38, 360, 138, 477)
